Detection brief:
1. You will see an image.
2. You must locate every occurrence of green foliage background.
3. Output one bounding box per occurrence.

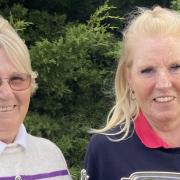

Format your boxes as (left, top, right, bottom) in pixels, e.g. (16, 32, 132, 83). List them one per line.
(0, 0, 172, 179)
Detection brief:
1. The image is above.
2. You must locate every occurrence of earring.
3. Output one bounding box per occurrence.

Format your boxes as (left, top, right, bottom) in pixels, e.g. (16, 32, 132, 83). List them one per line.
(129, 88, 136, 100)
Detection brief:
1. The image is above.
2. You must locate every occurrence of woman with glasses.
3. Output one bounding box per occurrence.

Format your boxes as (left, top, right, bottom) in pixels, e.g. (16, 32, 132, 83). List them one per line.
(83, 6, 180, 180)
(0, 16, 71, 179)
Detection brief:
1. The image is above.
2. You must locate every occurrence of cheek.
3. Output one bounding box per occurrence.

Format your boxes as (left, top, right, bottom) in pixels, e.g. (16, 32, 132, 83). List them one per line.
(133, 78, 154, 103)
(16, 90, 31, 109)
(174, 78, 180, 90)
(19, 94, 30, 122)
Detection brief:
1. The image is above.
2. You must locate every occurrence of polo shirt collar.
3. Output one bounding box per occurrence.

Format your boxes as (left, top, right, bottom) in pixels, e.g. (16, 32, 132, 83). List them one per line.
(0, 124, 28, 154)
(134, 111, 170, 148)
(14, 124, 28, 149)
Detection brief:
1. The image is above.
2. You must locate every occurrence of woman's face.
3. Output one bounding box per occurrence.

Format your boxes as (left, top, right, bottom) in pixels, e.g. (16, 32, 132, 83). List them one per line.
(0, 48, 31, 143)
(127, 36, 180, 127)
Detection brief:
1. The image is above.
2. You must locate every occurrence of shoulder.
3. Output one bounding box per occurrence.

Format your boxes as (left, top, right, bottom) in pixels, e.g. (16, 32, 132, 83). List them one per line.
(89, 134, 110, 148)
(27, 134, 66, 161)
(85, 134, 113, 159)
(27, 134, 59, 149)
(25, 135, 72, 179)
(86, 128, 136, 156)
(88, 124, 134, 147)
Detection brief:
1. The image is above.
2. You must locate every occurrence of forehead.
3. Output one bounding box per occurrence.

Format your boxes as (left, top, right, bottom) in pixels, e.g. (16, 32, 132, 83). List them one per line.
(131, 36, 180, 66)
(0, 48, 17, 73)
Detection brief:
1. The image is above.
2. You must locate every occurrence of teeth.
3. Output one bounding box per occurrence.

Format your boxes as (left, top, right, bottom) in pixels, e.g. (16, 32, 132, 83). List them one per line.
(154, 96, 174, 103)
(0, 105, 16, 112)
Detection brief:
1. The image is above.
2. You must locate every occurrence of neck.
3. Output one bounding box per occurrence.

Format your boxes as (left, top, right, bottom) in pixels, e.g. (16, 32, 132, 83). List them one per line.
(146, 116, 180, 148)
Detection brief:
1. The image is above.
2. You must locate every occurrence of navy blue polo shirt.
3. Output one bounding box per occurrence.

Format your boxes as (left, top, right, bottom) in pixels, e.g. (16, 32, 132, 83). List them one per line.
(84, 112, 180, 180)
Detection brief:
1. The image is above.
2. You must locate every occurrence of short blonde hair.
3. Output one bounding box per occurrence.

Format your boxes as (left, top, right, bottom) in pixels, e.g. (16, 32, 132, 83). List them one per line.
(0, 15, 37, 94)
(92, 6, 180, 140)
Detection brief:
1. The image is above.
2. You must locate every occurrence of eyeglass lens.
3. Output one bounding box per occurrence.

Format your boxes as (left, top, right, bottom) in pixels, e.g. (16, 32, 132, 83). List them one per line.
(0, 73, 31, 91)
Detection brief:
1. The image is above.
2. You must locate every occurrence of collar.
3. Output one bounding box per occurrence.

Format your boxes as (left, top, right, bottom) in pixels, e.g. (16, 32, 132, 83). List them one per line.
(0, 124, 28, 154)
(134, 112, 170, 148)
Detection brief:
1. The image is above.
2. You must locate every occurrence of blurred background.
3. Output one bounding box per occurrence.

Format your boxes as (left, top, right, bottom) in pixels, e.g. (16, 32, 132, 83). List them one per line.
(0, 0, 177, 179)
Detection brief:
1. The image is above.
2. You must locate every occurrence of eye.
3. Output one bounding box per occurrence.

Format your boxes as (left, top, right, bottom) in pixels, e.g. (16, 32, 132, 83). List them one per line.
(11, 75, 25, 82)
(10, 73, 29, 85)
(170, 64, 180, 72)
(140, 67, 154, 74)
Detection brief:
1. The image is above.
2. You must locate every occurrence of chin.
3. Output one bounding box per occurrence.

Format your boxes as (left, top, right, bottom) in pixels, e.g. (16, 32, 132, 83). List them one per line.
(153, 110, 177, 121)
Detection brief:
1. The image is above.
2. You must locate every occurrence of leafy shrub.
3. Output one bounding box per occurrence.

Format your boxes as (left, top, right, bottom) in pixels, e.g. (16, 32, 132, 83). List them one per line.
(171, 0, 180, 11)
(30, 1, 121, 117)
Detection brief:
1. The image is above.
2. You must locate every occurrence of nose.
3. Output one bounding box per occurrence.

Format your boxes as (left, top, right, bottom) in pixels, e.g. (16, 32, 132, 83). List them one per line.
(155, 71, 172, 89)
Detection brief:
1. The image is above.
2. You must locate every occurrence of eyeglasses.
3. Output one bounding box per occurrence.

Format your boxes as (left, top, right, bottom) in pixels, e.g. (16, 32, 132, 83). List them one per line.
(0, 73, 32, 91)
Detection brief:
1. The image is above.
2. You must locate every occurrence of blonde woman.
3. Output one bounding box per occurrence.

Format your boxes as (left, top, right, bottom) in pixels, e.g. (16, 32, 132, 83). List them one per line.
(0, 15, 71, 179)
(84, 6, 180, 180)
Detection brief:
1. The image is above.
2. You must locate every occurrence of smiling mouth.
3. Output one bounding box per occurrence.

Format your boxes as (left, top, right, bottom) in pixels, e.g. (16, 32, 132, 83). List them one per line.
(0, 105, 17, 112)
(153, 96, 175, 103)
